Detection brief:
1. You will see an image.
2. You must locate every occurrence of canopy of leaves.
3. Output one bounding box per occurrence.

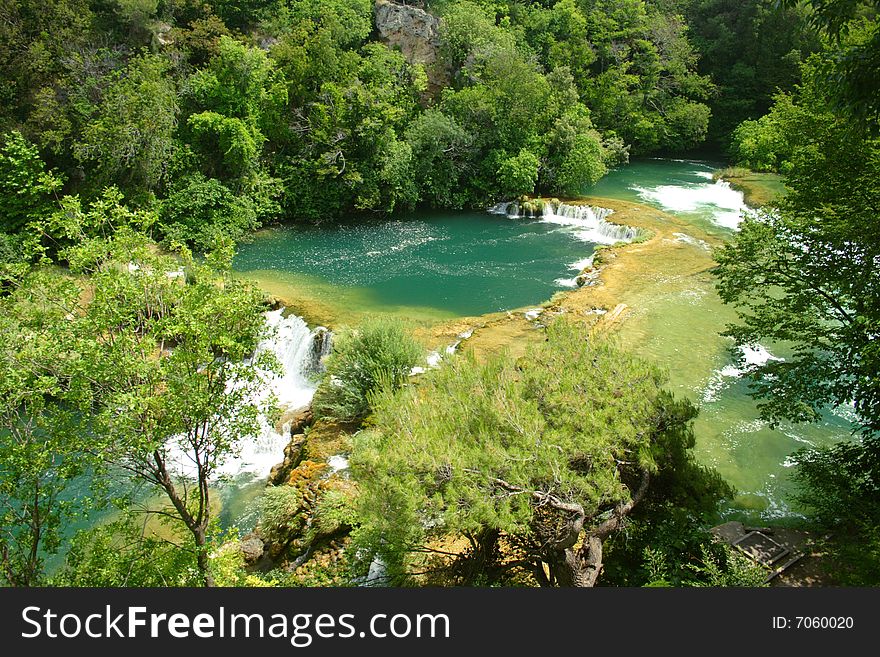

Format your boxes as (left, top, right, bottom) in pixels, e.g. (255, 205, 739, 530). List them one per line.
(351, 320, 701, 582)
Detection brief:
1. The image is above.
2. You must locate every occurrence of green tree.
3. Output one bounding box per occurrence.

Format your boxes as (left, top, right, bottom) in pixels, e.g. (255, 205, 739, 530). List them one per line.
(716, 38, 880, 584)
(716, 59, 880, 431)
(184, 36, 287, 179)
(684, 0, 819, 144)
(0, 131, 63, 233)
(75, 53, 179, 196)
(0, 271, 101, 585)
(544, 105, 609, 194)
(779, 0, 880, 123)
(352, 320, 703, 587)
(61, 227, 273, 586)
(497, 149, 540, 197)
(52, 518, 201, 587)
(405, 109, 475, 208)
(159, 173, 260, 249)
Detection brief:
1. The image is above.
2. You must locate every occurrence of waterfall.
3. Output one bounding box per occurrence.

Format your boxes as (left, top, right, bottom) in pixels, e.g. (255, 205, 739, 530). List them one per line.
(168, 309, 332, 480)
(221, 309, 331, 478)
(488, 200, 638, 244)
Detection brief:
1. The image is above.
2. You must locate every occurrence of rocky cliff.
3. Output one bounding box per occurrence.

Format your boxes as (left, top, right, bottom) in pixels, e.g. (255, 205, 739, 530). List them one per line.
(374, 0, 448, 94)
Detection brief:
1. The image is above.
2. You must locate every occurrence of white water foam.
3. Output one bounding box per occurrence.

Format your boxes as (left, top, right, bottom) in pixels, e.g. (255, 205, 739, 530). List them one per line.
(489, 200, 638, 245)
(632, 179, 747, 229)
(702, 344, 784, 403)
(554, 277, 579, 288)
(670, 232, 711, 250)
(568, 256, 595, 271)
(327, 454, 350, 473)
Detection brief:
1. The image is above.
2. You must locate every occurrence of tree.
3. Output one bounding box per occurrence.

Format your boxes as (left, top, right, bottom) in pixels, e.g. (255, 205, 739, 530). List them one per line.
(716, 32, 880, 583)
(544, 105, 609, 195)
(683, 0, 819, 144)
(52, 518, 201, 587)
(184, 36, 287, 180)
(405, 109, 475, 208)
(159, 173, 260, 249)
(75, 53, 179, 196)
(716, 56, 880, 432)
(0, 131, 63, 233)
(62, 227, 273, 586)
(496, 149, 540, 197)
(0, 271, 100, 585)
(352, 320, 703, 587)
(779, 0, 880, 123)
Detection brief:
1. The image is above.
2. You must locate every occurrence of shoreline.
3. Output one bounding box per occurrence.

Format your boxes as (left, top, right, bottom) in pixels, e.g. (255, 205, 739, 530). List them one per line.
(418, 196, 724, 360)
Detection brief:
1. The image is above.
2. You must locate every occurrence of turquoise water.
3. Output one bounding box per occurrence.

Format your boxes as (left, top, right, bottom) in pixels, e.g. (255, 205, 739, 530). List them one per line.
(234, 212, 603, 317)
(588, 158, 747, 233)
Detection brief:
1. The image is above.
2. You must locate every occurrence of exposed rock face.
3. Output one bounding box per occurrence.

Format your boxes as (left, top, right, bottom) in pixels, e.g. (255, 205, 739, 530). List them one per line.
(268, 407, 314, 485)
(306, 327, 332, 376)
(151, 22, 174, 49)
(374, 0, 448, 94)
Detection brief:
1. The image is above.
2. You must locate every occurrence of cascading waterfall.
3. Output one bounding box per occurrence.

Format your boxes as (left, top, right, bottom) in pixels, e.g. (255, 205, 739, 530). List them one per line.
(488, 199, 638, 244)
(223, 309, 331, 479)
(168, 309, 331, 481)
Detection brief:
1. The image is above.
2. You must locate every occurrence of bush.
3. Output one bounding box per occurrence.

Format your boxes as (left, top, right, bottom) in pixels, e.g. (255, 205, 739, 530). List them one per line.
(158, 174, 262, 250)
(257, 484, 305, 547)
(312, 317, 421, 423)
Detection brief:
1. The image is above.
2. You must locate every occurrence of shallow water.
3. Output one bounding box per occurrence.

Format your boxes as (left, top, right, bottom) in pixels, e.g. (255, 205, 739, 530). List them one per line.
(585, 159, 852, 520)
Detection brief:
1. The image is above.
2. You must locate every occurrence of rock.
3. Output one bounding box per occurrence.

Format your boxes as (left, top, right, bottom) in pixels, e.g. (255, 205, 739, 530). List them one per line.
(151, 22, 174, 49)
(239, 534, 265, 564)
(269, 431, 308, 485)
(261, 295, 285, 311)
(374, 0, 449, 95)
(289, 407, 314, 435)
(306, 328, 332, 375)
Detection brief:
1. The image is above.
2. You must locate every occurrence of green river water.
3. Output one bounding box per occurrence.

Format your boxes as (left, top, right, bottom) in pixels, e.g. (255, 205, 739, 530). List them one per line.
(234, 158, 854, 522)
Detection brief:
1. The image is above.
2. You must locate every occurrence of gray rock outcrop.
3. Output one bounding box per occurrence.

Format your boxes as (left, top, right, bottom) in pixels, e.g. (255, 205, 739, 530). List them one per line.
(374, 0, 448, 94)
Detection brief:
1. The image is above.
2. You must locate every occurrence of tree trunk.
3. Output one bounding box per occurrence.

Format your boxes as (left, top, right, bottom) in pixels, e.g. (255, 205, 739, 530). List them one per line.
(459, 528, 500, 584)
(545, 469, 651, 587)
(152, 450, 215, 587)
(194, 525, 214, 588)
(547, 536, 604, 587)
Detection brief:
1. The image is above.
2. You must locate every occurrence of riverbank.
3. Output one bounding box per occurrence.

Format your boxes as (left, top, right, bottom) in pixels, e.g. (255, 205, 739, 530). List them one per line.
(714, 167, 786, 207)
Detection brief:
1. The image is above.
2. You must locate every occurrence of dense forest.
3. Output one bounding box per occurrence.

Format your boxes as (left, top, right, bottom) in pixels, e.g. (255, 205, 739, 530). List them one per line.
(0, 0, 820, 248)
(1, 0, 879, 588)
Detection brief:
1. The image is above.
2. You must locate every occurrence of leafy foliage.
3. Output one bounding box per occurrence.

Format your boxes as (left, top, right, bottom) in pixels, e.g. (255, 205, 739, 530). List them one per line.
(0, 131, 63, 233)
(312, 317, 422, 423)
(52, 518, 201, 587)
(717, 59, 880, 431)
(351, 320, 715, 585)
(718, 2, 880, 585)
(0, 0, 729, 227)
(0, 271, 101, 585)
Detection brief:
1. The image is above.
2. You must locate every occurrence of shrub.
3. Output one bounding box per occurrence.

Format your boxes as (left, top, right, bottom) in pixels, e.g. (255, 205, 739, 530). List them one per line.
(312, 317, 421, 423)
